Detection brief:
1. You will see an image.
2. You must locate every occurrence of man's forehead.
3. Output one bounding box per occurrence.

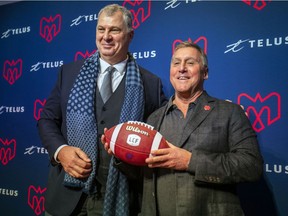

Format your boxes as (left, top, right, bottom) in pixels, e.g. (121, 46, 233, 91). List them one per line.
(173, 48, 199, 58)
(97, 14, 125, 27)
(99, 10, 122, 20)
(172, 55, 199, 61)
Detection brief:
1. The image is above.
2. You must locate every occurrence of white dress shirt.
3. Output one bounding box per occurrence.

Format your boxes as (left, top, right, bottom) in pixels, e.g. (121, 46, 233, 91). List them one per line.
(97, 57, 127, 92)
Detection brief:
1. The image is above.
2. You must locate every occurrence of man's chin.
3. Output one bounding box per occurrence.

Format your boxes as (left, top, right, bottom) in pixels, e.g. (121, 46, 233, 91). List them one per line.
(99, 52, 119, 63)
(101, 51, 116, 57)
(101, 45, 115, 52)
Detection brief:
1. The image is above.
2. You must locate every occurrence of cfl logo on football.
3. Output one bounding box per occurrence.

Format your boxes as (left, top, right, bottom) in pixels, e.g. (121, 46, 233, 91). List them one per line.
(127, 134, 141, 146)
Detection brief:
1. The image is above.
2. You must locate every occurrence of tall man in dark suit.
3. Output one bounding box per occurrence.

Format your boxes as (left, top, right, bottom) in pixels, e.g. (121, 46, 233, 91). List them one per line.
(38, 4, 166, 216)
(139, 41, 263, 216)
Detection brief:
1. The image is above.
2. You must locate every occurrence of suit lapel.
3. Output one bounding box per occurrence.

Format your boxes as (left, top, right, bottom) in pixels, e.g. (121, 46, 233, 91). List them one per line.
(151, 106, 167, 131)
(178, 92, 215, 147)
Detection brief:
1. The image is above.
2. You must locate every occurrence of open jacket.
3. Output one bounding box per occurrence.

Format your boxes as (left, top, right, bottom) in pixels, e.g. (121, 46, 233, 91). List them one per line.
(38, 59, 166, 216)
(140, 91, 263, 216)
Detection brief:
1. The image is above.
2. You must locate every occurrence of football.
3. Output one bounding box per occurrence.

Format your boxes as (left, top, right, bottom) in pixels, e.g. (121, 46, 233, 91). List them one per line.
(104, 121, 169, 166)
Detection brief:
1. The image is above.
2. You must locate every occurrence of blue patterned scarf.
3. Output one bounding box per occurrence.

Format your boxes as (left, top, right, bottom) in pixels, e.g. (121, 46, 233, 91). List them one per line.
(64, 51, 144, 216)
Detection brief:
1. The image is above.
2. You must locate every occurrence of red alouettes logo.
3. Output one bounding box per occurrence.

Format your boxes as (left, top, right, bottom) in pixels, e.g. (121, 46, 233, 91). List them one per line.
(123, 0, 151, 29)
(0, 138, 16, 165)
(242, 0, 272, 11)
(238, 92, 281, 133)
(172, 37, 208, 54)
(3, 59, 23, 85)
(34, 99, 46, 121)
(27, 185, 46, 216)
(74, 50, 96, 61)
(40, 14, 62, 43)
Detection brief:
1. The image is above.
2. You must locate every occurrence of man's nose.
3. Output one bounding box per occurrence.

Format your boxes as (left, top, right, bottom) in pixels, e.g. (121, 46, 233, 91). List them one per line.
(179, 63, 187, 72)
(103, 30, 112, 40)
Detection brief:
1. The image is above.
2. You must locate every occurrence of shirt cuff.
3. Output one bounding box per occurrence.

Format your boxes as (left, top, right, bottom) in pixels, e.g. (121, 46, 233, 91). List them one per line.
(54, 144, 68, 163)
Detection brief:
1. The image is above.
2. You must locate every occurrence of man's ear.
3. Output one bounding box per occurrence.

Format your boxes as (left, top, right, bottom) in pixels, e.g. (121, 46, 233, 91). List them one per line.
(129, 30, 134, 41)
(203, 66, 208, 80)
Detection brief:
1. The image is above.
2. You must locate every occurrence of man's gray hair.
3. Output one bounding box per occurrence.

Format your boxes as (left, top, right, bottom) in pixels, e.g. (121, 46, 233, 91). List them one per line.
(98, 4, 133, 32)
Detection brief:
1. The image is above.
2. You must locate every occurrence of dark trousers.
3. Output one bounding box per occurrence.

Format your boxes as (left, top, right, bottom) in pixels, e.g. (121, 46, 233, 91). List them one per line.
(45, 193, 104, 216)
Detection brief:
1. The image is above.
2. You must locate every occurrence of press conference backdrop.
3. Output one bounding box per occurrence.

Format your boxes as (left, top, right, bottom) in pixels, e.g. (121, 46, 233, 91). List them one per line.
(0, 1, 287, 215)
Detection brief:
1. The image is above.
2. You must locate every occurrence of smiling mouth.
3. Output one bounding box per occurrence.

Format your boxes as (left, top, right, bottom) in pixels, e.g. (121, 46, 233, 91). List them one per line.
(178, 76, 189, 80)
(102, 43, 114, 47)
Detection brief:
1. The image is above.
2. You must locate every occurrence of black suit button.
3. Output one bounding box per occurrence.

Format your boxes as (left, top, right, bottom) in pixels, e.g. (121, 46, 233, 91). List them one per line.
(100, 120, 105, 124)
(102, 107, 106, 111)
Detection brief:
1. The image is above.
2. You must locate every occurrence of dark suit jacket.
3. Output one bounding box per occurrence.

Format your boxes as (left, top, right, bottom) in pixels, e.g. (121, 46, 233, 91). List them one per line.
(140, 91, 263, 216)
(38, 59, 166, 216)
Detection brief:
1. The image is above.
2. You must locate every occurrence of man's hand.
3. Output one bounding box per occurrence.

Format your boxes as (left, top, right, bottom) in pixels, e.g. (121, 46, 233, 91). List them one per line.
(101, 128, 114, 155)
(145, 142, 191, 171)
(57, 146, 92, 178)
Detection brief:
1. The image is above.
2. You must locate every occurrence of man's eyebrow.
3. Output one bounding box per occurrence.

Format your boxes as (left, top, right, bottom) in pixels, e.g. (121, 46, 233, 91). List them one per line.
(172, 57, 198, 61)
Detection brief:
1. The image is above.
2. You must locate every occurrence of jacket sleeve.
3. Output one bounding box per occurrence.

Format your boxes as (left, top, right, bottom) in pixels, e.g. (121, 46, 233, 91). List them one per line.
(189, 103, 263, 185)
(37, 66, 67, 163)
(139, 66, 168, 121)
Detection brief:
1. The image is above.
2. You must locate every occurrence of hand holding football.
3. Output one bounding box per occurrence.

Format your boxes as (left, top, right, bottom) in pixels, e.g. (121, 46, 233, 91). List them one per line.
(104, 121, 169, 166)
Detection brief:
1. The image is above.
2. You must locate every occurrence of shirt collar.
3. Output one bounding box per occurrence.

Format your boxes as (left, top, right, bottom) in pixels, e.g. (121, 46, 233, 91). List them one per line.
(165, 96, 177, 116)
(165, 94, 201, 115)
(99, 57, 128, 75)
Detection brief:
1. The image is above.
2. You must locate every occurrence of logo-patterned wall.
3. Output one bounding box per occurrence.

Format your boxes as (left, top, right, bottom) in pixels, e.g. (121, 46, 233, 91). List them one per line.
(1, 1, 287, 215)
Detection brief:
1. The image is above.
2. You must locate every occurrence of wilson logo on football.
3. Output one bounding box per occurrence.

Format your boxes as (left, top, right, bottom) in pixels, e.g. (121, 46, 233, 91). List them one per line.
(74, 50, 96, 61)
(27, 185, 46, 216)
(123, 0, 151, 29)
(34, 99, 46, 121)
(40, 14, 62, 43)
(3, 59, 23, 85)
(0, 138, 16, 165)
(172, 37, 208, 54)
(238, 92, 281, 133)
